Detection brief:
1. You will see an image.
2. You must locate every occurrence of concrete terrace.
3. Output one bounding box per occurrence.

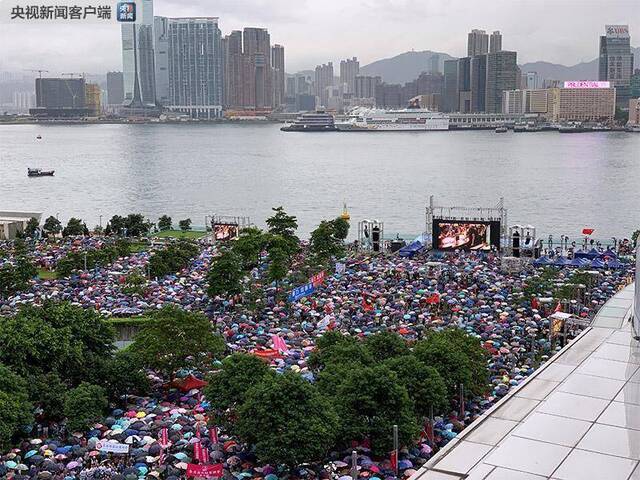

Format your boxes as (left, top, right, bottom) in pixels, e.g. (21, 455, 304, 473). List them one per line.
(410, 283, 640, 480)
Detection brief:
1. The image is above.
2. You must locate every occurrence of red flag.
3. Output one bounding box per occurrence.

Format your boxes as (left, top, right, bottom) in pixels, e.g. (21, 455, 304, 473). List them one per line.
(271, 334, 290, 353)
(554, 301, 562, 313)
(193, 442, 202, 463)
(389, 450, 398, 471)
(426, 293, 440, 305)
(531, 297, 539, 310)
(209, 426, 218, 445)
(362, 297, 374, 312)
(158, 448, 165, 466)
(582, 228, 594, 235)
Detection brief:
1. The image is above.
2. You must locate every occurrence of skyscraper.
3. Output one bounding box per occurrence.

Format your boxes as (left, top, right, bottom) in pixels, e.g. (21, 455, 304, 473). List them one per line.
(243, 27, 273, 108)
(470, 55, 487, 112)
(153, 16, 170, 106)
(354, 75, 381, 99)
(121, 0, 156, 108)
(271, 44, 285, 108)
(457, 57, 472, 112)
(340, 57, 359, 94)
(223, 31, 243, 108)
(599, 25, 634, 87)
(467, 29, 488, 56)
(485, 51, 518, 113)
(489, 31, 502, 53)
(314, 62, 334, 107)
(106, 71, 124, 105)
(443, 60, 459, 112)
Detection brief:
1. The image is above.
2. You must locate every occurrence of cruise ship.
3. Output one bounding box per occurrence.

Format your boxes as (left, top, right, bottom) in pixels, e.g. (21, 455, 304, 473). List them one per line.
(280, 111, 337, 132)
(336, 105, 450, 132)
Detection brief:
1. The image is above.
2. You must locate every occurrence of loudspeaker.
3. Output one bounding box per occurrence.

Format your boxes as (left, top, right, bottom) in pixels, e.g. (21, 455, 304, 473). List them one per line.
(372, 226, 380, 252)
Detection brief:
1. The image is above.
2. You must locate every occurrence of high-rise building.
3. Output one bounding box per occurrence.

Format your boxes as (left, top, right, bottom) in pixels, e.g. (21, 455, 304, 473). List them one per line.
(599, 25, 634, 87)
(631, 69, 640, 98)
(485, 51, 518, 113)
(314, 62, 334, 107)
(223, 30, 243, 108)
(629, 97, 640, 125)
(153, 16, 170, 106)
(489, 31, 502, 53)
(162, 17, 223, 116)
(467, 29, 489, 56)
(457, 57, 472, 112)
(523, 71, 543, 90)
(271, 44, 285, 108)
(443, 60, 459, 112)
(599, 25, 634, 107)
(121, 0, 156, 108)
(501, 89, 526, 114)
(339, 57, 359, 94)
(548, 84, 615, 122)
(30, 78, 89, 117)
(375, 83, 402, 108)
(85, 83, 102, 115)
(470, 55, 487, 112)
(430, 55, 440, 74)
(354, 75, 381, 99)
(286, 76, 296, 96)
(243, 27, 273, 109)
(106, 71, 124, 105)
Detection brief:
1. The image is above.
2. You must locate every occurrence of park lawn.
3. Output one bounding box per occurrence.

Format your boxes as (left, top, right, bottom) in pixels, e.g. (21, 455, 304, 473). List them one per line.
(153, 230, 207, 239)
(38, 268, 58, 280)
(129, 242, 150, 253)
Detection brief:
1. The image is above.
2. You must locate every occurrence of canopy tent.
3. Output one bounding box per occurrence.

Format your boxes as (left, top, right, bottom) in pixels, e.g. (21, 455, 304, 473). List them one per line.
(602, 249, 618, 259)
(398, 241, 424, 258)
(170, 374, 208, 393)
(533, 256, 552, 266)
(554, 257, 572, 267)
(574, 248, 601, 259)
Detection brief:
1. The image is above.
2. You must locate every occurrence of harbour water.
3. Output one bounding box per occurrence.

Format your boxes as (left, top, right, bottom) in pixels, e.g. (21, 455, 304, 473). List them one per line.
(1, 122, 639, 239)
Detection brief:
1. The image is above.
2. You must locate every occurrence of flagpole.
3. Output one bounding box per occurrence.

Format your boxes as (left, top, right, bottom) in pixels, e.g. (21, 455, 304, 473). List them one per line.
(393, 424, 398, 476)
(351, 450, 358, 480)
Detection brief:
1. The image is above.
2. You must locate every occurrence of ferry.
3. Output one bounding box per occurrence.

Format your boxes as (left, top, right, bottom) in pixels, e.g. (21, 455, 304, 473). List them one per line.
(335, 104, 449, 132)
(495, 126, 508, 133)
(559, 123, 588, 133)
(280, 111, 337, 132)
(626, 125, 640, 133)
(27, 168, 55, 177)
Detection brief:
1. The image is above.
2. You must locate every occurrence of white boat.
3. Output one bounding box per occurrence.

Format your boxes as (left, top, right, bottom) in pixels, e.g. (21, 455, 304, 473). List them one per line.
(626, 125, 640, 133)
(336, 105, 449, 132)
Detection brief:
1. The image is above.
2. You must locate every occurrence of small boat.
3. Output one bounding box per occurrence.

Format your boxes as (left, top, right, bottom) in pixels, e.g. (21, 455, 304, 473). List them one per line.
(558, 123, 588, 133)
(626, 125, 640, 133)
(28, 168, 55, 177)
(495, 126, 508, 133)
(36, 135, 42, 140)
(513, 123, 527, 133)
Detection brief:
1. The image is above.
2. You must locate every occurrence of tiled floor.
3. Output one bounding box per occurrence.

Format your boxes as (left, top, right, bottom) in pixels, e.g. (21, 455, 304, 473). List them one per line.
(411, 284, 640, 480)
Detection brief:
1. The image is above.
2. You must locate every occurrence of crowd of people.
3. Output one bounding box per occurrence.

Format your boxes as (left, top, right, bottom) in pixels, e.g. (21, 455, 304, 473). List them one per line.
(0, 235, 636, 479)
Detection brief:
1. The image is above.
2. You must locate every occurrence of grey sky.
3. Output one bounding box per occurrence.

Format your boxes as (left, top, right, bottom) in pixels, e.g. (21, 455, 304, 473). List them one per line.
(0, 0, 638, 75)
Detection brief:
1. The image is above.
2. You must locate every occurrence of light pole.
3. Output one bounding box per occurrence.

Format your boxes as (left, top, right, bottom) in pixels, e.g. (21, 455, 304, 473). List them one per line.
(99, 215, 103, 229)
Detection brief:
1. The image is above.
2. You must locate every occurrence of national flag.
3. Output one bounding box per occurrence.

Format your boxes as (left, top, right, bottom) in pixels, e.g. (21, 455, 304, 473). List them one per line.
(531, 297, 539, 310)
(582, 228, 595, 235)
(209, 426, 218, 445)
(554, 301, 563, 313)
(426, 293, 440, 304)
(271, 334, 289, 353)
(389, 450, 398, 472)
(160, 427, 169, 447)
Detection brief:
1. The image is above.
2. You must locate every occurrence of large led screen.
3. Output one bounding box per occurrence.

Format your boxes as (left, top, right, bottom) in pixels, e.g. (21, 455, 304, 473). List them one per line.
(433, 220, 501, 251)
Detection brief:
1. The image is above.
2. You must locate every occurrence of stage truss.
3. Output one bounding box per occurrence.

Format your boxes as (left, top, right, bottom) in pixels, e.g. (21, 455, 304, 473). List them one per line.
(425, 196, 508, 249)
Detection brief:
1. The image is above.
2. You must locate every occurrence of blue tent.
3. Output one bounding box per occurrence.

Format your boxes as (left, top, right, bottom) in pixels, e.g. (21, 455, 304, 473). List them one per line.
(554, 256, 572, 266)
(575, 249, 600, 259)
(398, 241, 424, 258)
(590, 258, 605, 268)
(601, 249, 618, 259)
(568, 257, 586, 267)
(533, 256, 552, 266)
(605, 259, 623, 269)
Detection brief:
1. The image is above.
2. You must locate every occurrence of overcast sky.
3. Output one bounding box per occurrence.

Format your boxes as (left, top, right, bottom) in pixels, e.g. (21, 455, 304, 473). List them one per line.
(0, 0, 638, 75)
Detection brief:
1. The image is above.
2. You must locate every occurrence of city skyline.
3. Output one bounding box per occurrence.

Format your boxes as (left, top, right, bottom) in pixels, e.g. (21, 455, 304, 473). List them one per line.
(0, 0, 638, 75)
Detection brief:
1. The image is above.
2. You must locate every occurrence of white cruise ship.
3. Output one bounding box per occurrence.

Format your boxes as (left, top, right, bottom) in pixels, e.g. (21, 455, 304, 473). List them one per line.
(336, 105, 450, 132)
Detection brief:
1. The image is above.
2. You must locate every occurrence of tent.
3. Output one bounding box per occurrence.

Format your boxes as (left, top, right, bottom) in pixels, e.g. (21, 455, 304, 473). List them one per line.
(554, 257, 572, 266)
(574, 249, 600, 259)
(590, 258, 605, 268)
(601, 249, 618, 259)
(398, 241, 424, 258)
(171, 374, 208, 392)
(533, 256, 552, 266)
(605, 259, 623, 269)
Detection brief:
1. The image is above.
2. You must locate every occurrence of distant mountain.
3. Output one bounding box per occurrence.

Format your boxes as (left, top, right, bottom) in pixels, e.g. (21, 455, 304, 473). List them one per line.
(359, 50, 456, 84)
(520, 46, 639, 81)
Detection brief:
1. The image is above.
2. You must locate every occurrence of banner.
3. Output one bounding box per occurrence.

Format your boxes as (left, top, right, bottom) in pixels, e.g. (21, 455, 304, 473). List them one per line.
(288, 282, 315, 302)
(335, 262, 346, 274)
(96, 441, 129, 454)
(310, 270, 326, 287)
(160, 427, 169, 447)
(209, 426, 218, 445)
(186, 463, 223, 478)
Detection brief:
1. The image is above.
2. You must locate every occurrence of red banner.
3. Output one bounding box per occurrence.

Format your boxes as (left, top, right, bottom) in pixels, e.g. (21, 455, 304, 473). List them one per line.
(390, 450, 398, 471)
(209, 426, 218, 445)
(186, 463, 223, 478)
(426, 293, 440, 304)
(310, 270, 326, 287)
(582, 228, 594, 235)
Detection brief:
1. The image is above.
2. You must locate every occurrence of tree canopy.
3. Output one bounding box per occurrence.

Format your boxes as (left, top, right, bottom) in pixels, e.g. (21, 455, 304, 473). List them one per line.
(64, 383, 108, 432)
(179, 218, 192, 231)
(149, 240, 199, 278)
(207, 249, 244, 298)
(42, 216, 62, 236)
(62, 217, 88, 237)
(0, 363, 33, 449)
(158, 215, 172, 231)
(130, 306, 225, 377)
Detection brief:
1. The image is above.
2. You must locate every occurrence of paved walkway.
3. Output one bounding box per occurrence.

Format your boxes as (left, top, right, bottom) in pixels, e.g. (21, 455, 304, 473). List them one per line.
(411, 283, 640, 480)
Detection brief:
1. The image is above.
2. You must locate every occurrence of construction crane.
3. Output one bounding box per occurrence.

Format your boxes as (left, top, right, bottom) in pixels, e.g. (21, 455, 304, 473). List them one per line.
(24, 69, 49, 78)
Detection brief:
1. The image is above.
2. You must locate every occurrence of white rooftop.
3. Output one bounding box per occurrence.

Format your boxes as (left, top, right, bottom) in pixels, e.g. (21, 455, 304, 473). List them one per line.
(410, 283, 640, 480)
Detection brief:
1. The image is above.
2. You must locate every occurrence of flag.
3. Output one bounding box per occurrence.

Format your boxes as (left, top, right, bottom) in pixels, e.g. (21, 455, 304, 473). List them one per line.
(582, 228, 594, 235)
(362, 297, 374, 312)
(389, 450, 398, 471)
(271, 334, 289, 353)
(158, 448, 165, 466)
(202, 447, 210, 464)
(193, 442, 203, 463)
(160, 427, 169, 447)
(531, 297, 539, 310)
(554, 301, 563, 313)
(209, 426, 218, 445)
(426, 293, 440, 304)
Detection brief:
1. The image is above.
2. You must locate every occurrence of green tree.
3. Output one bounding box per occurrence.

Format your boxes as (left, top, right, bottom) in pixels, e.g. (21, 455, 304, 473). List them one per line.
(266, 207, 299, 257)
(331, 217, 350, 241)
(267, 244, 290, 291)
(0, 302, 115, 384)
(414, 329, 488, 397)
(148, 240, 199, 278)
(0, 364, 33, 450)
(122, 270, 147, 296)
(310, 220, 344, 263)
(207, 250, 244, 298)
(0, 257, 36, 299)
(204, 353, 274, 418)
(42, 216, 62, 236)
(24, 217, 40, 238)
(105, 215, 126, 236)
(615, 106, 629, 124)
(236, 372, 338, 468)
(158, 215, 172, 231)
(27, 372, 67, 421)
(332, 365, 419, 456)
(308, 334, 373, 372)
(364, 332, 409, 361)
(93, 349, 150, 402)
(384, 355, 448, 418)
(64, 383, 108, 432)
(233, 227, 267, 269)
(124, 213, 152, 237)
(130, 306, 225, 377)
(62, 217, 86, 237)
(179, 218, 192, 231)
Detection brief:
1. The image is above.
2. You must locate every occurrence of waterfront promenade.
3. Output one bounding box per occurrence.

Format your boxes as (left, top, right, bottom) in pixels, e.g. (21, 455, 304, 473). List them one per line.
(410, 283, 640, 480)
